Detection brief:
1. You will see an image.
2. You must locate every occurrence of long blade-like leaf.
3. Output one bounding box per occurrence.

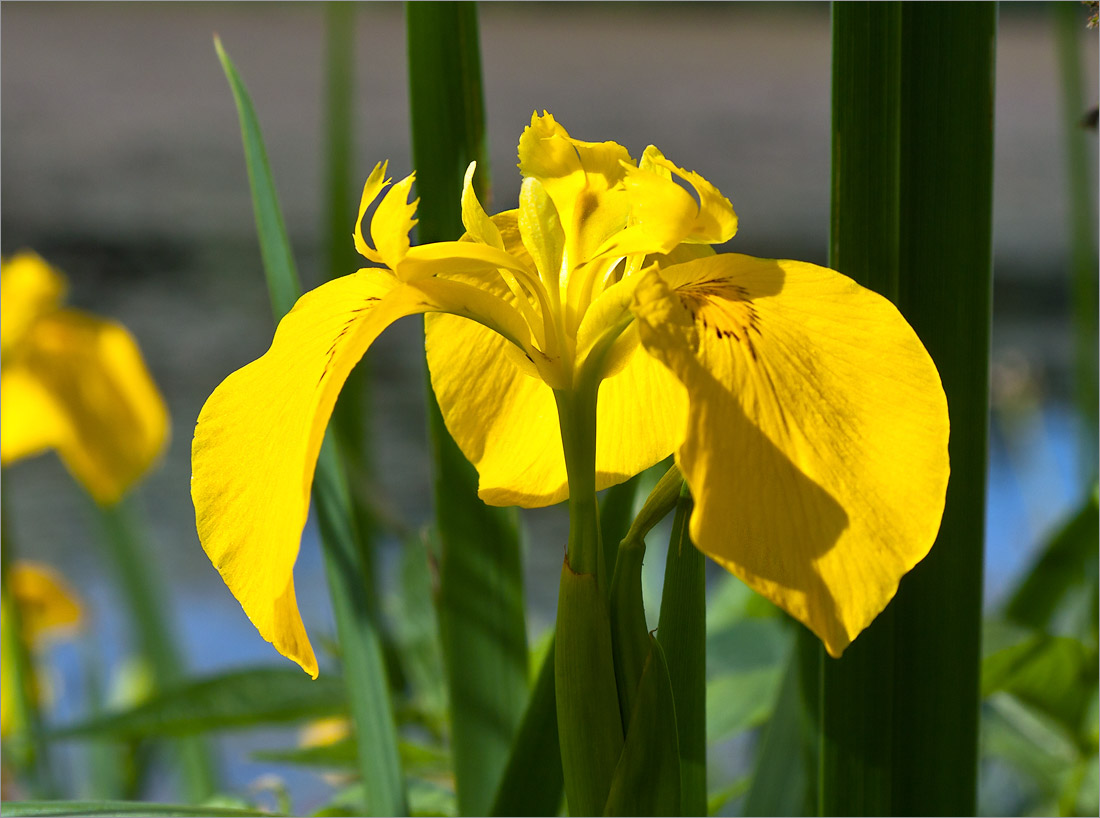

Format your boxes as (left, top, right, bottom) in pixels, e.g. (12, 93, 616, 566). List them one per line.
(656, 484, 707, 816)
(406, 5, 530, 814)
(52, 668, 346, 739)
(820, 4, 995, 813)
(0, 803, 267, 818)
(215, 38, 405, 815)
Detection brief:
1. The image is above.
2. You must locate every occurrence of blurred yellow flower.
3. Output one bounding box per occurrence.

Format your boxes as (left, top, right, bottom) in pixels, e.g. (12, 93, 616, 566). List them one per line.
(1, 252, 169, 505)
(1, 561, 83, 737)
(193, 112, 949, 676)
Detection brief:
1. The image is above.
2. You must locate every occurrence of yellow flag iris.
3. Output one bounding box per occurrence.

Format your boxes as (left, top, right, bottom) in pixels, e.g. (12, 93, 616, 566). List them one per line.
(1, 561, 83, 737)
(1, 252, 169, 505)
(192, 112, 948, 677)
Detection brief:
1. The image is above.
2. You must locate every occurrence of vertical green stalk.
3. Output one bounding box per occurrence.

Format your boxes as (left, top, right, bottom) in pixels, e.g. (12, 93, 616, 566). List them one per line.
(821, 3, 994, 814)
(819, 6, 901, 812)
(1054, 1, 1099, 469)
(553, 387, 624, 816)
(0, 497, 54, 798)
(656, 483, 706, 817)
(95, 502, 217, 802)
(406, 5, 529, 814)
(216, 37, 406, 815)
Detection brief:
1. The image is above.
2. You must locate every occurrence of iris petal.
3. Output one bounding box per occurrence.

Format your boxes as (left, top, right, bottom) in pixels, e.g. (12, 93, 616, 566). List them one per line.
(1, 311, 169, 506)
(632, 255, 949, 656)
(192, 271, 434, 677)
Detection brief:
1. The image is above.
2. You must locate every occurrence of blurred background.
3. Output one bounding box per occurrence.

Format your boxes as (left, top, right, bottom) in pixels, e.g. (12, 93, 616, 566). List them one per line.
(2, 2, 1096, 813)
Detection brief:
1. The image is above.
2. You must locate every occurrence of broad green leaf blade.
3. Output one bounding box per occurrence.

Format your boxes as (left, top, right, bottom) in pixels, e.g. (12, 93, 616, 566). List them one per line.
(51, 668, 347, 739)
(742, 643, 815, 817)
(821, 4, 994, 814)
(1005, 487, 1099, 636)
(705, 618, 790, 743)
(490, 639, 564, 817)
(215, 39, 405, 815)
(602, 637, 681, 817)
(982, 624, 1096, 736)
(0, 802, 267, 818)
(656, 485, 706, 816)
(407, 5, 529, 814)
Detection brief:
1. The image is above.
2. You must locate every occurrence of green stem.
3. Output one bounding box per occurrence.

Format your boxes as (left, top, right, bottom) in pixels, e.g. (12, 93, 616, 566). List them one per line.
(0, 507, 54, 798)
(95, 501, 217, 802)
(553, 387, 623, 815)
(554, 389, 602, 581)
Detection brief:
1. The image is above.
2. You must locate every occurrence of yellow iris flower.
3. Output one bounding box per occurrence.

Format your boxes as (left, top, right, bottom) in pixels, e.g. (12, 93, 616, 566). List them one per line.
(192, 112, 949, 678)
(1, 561, 83, 737)
(1, 252, 169, 505)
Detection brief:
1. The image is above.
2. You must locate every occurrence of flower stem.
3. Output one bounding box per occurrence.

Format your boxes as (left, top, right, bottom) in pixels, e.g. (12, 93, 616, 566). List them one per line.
(553, 387, 623, 814)
(554, 388, 603, 581)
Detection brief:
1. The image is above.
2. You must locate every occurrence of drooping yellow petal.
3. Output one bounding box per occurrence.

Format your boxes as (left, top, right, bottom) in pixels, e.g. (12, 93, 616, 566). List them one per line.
(1, 252, 66, 357)
(632, 255, 949, 656)
(1, 311, 170, 506)
(192, 270, 436, 677)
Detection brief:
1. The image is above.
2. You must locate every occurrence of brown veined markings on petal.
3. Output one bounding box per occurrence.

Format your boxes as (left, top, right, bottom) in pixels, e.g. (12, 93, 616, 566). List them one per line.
(318, 297, 379, 385)
(675, 278, 763, 361)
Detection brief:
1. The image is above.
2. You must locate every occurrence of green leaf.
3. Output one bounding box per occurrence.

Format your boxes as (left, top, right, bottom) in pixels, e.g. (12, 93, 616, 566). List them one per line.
(705, 617, 789, 744)
(610, 535, 650, 732)
(602, 637, 681, 817)
(490, 639, 564, 816)
(656, 484, 707, 816)
(391, 531, 447, 725)
(556, 558, 624, 816)
(213, 36, 301, 321)
(406, 5, 530, 815)
(742, 642, 815, 817)
(982, 624, 1096, 738)
(1005, 487, 1099, 637)
(52, 668, 346, 739)
(215, 39, 406, 815)
(820, 4, 995, 813)
(0, 802, 268, 817)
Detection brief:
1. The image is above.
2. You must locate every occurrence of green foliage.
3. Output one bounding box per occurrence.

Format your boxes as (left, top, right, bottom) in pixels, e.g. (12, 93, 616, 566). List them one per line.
(0, 802, 268, 817)
(406, 6, 530, 814)
(52, 668, 346, 739)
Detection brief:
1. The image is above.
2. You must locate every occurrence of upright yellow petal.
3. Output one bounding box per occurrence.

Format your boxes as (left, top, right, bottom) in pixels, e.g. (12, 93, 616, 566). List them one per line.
(9, 561, 83, 644)
(192, 271, 435, 677)
(632, 256, 949, 656)
(1, 252, 65, 357)
(517, 112, 633, 270)
(638, 146, 738, 245)
(1, 310, 169, 506)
